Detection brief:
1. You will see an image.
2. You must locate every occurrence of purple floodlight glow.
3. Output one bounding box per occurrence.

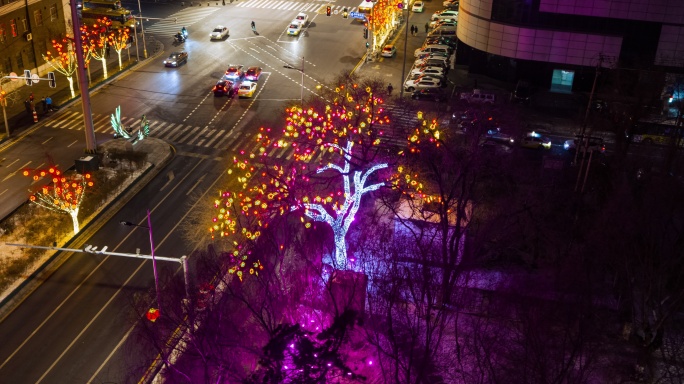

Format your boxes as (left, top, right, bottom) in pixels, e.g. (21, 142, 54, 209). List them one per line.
(290, 343, 295, 349)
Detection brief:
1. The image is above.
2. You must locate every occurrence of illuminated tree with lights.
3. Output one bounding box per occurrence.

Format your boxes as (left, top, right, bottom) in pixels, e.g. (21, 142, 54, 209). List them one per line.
(107, 26, 130, 69)
(43, 37, 78, 98)
(212, 82, 408, 275)
(23, 167, 94, 234)
(82, 17, 112, 79)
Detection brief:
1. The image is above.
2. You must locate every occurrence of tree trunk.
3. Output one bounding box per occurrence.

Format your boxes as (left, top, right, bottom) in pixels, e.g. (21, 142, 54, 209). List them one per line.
(100, 57, 108, 79)
(332, 223, 348, 268)
(69, 208, 80, 234)
(67, 76, 75, 98)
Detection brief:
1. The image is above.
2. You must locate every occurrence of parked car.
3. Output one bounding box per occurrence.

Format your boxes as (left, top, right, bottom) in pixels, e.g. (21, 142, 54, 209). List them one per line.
(293, 12, 308, 25)
(411, 88, 445, 101)
(404, 77, 443, 92)
(460, 90, 496, 104)
(413, 56, 449, 69)
(425, 36, 457, 48)
(428, 26, 457, 36)
(412, 1, 424, 12)
(430, 19, 457, 28)
(431, 10, 458, 19)
(209, 25, 229, 40)
(511, 80, 532, 104)
(381, 44, 397, 57)
(444, 0, 459, 9)
(163, 51, 188, 67)
(410, 66, 446, 79)
(520, 131, 552, 149)
(415, 46, 451, 58)
(563, 136, 606, 153)
(245, 66, 262, 81)
(224, 65, 244, 80)
(213, 79, 235, 97)
(287, 22, 303, 36)
(238, 81, 257, 98)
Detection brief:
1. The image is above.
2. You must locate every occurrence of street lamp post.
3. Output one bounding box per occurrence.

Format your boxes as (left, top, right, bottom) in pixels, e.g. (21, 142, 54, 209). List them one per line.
(121, 209, 160, 313)
(399, 5, 409, 98)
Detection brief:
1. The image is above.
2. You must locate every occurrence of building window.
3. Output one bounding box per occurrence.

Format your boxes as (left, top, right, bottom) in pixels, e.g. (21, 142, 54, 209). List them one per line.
(10, 20, 17, 37)
(21, 18, 27, 31)
(550, 69, 575, 93)
(34, 10, 43, 26)
(16, 52, 23, 69)
(50, 5, 58, 21)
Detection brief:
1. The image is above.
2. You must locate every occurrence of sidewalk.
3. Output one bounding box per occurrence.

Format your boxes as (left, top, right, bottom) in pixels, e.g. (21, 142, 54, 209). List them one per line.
(0, 35, 162, 144)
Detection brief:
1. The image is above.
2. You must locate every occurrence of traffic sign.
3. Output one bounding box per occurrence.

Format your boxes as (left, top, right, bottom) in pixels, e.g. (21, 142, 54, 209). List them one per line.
(350, 11, 366, 19)
(31, 74, 40, 84)
(9, 72, 18, 81)
(24, 70, 31, 86)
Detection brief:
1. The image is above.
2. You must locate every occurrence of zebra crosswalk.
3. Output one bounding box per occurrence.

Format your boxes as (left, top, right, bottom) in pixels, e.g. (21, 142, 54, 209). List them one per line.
(235, 0, 356, 13)
(143, 7, 219, 36)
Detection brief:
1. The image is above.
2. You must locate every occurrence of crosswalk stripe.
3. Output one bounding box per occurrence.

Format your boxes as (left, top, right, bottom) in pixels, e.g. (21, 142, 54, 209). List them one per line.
(174, 125, 201, 142)
(144, 8, 218, 35)
(186, 125, 211, 145)
(235, 0, 354, 12)
(152, 121, 167, 134)
(156, 123, 177, 139)
(51, 111, 78, 128)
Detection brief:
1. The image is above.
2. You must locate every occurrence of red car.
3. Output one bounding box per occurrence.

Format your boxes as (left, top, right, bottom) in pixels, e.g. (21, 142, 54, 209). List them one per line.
(245, 66, 262, 81)
(224, 65, 244, 80)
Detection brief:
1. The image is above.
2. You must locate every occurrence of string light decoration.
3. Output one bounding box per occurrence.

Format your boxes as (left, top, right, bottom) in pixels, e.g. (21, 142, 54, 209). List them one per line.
(107, 26, 130, 70)
(212, 88, 446, 279)
(43, 37, 78, 98)
(81, 18, 112, 79)
(212, 84, 399, 274)
(23, 167, 95, 234)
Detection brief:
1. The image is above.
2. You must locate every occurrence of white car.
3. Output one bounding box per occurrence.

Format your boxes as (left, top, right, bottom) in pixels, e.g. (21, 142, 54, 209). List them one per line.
(412, 1, 424, 12)
(520, 132, 552, 149)
(287, 22, 303, 36)
(381, 44, 397, 57)
(432, 10, 459, 19)
(404, 77, 442, 92)
(293, 12, 308, 26)
(238, 81, 257, 98)
(209, 25, 229, 40)
(410, 66, 446, 78)
(443, 0, 458, 7)
(414, 55, 449, 68)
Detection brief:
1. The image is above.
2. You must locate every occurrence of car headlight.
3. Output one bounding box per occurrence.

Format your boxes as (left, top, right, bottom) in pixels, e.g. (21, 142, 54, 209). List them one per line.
(563, 142, 570, 150)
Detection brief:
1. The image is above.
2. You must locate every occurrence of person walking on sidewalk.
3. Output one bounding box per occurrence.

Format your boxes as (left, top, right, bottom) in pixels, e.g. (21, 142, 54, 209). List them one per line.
(45, 96, 53, 112)
(424, 22, 429, 34)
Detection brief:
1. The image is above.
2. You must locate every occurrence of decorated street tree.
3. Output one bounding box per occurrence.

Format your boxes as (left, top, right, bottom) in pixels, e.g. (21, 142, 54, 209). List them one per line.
(43, 37, 78, 98)
(81, 17, 112, 79)
(107, 26, 130, 69)
(212, 81, 406, 276)
(23, 167, 94, 234)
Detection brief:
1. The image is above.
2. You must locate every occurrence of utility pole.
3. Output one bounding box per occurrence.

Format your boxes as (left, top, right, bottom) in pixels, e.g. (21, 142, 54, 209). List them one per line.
(69, 0, 97, 153)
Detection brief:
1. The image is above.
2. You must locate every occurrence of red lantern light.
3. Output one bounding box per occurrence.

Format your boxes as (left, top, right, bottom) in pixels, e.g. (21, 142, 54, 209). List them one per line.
(146, 308, 160, 322)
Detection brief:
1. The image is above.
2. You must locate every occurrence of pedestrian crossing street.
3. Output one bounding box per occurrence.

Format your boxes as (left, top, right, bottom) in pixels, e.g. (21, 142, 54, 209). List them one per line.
(143, 7, 219, 36)
(44, 109, 411, 155)
(235, 0, 356, 13)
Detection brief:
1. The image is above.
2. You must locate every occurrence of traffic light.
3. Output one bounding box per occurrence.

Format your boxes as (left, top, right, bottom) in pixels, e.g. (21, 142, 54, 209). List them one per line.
(342, 7, 348, 18)
(326, 6, 331, 16)
(0, 90, 6, 107)
(48, 72, 56, 88)
(366, 42, 370, 48)
(363, 27, 368, 39)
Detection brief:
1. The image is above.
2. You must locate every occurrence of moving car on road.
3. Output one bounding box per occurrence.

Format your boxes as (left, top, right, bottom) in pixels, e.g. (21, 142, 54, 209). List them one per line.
(287, 22, 303, 36)
(520, 131, 552, 149)
(563, 136, 605, 153)
(213, 79, 235, 97)
(224, 65, 245, 80)
(163, 51, 188, 67)
(412, 1, 424, 12)
(238, 81, 257, 98)
(210, 25, 229, 40)
(294, 12, 309, 25)
(381, 44, 397, 57)
(245, 66, 262, 81)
